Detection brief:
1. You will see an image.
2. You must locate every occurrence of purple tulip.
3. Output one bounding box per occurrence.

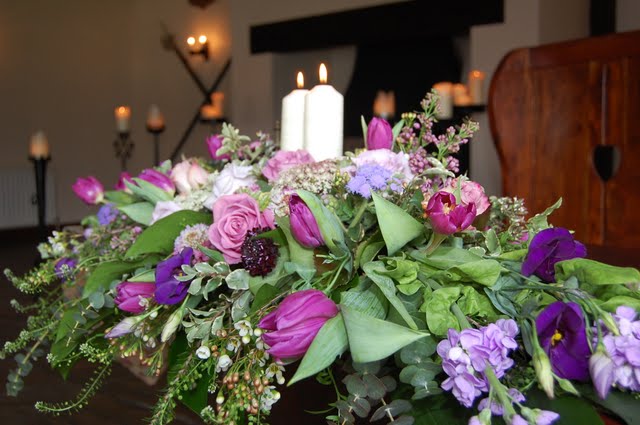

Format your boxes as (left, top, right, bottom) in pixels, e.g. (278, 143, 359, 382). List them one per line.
(589, 345, 615, 399)
(424, 191, 476, 235)
(154, 248, 193, 305)
(536, 301, 590, 381)
(72, 176, 104, 205)
(367, 117, 393, 150)
(114, 171, 133, 191)
(289, 194, 324, 248)
(522, 227, 586, 282)
(206, 134, 230, 160)
(115, 281, 155, 313)
(54, 257, 77, 282)
(258, 289, 338, 360)
(138, 169, 175, 194)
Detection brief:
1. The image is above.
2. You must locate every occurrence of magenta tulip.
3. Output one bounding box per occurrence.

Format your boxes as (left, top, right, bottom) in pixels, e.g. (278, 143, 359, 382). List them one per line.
(114, 172, 133, 191)
(72, 176, 104, 205)
(138, 169, 175, 194)
(289, 194, 324, 248)
(206, 134, 230, 160)
(424, 191, 476, 235)
(367, 117, 393, 150)
(259, 289, 338, 360)
(114, 281, 155, 313)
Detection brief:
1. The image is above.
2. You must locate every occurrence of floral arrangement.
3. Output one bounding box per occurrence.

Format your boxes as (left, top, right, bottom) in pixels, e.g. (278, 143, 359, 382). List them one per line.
(3, 93, 640, 425)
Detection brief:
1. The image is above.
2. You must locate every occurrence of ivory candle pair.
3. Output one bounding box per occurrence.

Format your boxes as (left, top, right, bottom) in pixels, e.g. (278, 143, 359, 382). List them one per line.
(280, 64, 344, 160)
(114, 106, 131, 133)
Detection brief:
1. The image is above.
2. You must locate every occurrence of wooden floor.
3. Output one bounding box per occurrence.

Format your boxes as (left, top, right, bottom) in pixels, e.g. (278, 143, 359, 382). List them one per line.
(0, 230, 333, 425)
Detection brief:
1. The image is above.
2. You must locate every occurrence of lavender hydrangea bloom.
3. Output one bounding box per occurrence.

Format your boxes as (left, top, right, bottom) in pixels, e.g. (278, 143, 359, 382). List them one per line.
(346, 164, 395, 198)
(437, 319, 519, 407)
(594, 306, 640, 397)
(97, 203, 118, 226)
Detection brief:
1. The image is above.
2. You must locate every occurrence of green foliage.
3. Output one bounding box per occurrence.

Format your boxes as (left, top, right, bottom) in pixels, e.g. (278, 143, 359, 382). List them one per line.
(82, 255, 161, 297)
(421, 287, 461, 336)
(103, 190, 135, 206)
(118, 202, 154, 225)
(371, 192, 424, 255)
(125, 178, 173, 204)
(297, 189, 348, 257)
(126, 210, 212, 258)
(363, 261, 418, 329)
(555, 258, 640, 286)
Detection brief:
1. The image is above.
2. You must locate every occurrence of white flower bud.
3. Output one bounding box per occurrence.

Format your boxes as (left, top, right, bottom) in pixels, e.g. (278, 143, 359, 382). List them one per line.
(196, 345, 211, 360)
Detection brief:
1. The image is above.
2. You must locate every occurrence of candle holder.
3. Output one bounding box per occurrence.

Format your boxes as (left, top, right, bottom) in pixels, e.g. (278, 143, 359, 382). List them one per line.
(113, 132, 134, 171)
(28, 155, 50, 241)
(146, 125, 165, 165)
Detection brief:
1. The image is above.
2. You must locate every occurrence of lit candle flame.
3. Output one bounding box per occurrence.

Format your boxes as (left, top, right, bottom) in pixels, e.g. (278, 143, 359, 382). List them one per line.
(198, 35, 207, 44)
(296, 72, 304, 89)
(319, 63, 327, 84)
(187, 36, 196, 46)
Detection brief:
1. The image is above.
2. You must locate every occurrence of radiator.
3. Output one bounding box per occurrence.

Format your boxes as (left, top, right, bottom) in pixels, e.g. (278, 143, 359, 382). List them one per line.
(0, 167, 57, 229)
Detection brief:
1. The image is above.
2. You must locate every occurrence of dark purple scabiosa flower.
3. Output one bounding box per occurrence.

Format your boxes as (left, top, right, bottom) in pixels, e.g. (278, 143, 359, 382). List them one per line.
(522, 227, 587, 282)
(536, 301, 590, 381)
(288, 194, 324, 248)
(54, 257, 77, 282)
(154, 248, 193, 305)
(423, 191, 476, 235)
(97, 203, 119, 226)
(241, 228, 279, 277)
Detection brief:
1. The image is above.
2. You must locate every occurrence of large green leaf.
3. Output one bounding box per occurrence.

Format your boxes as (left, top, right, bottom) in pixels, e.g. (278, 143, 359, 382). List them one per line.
(289, 314, 348, 385)
(422, 287, 461, 336)
(445, 259, 501, 287)
(555, 258, 640, 286)
(413, 246, 483, 269)
(363, 261, 418, 329)
(82, 255, 161, 297)
(341, 305, 427, 363)
(103, 190, 135, 206)
(118, 202, 154, 225)
(371, 192, 423, 255)
(167, 333, 212, 415)
(276, 217, 315, 278)
(126, 210, 212, 258)
(125, 177, 173, 203)
(340, 285, 388, 319)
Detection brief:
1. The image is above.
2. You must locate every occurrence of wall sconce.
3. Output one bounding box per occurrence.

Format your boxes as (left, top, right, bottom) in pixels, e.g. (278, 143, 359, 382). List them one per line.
(187, 34, 209, 60)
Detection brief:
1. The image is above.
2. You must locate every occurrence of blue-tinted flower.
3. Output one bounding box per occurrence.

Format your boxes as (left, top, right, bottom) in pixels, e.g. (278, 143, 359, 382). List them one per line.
(346, 164, 394, 198)
(437, 319, 519, 407)
(154, 248, 193, 305)
(97, 203, 118, 226)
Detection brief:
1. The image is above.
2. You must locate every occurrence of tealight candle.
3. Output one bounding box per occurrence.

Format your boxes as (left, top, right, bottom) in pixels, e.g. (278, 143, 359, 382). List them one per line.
(114, 106, 131, 133)
(468, 70, 486, 104)
(146, 104, 165, 131)
(281, 72, 308, 151)
(304, 64, 343, 160)
(29, 131, 50, 159)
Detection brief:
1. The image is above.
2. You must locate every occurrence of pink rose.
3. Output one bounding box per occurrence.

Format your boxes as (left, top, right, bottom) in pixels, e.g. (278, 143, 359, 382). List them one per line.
(171, 159, 209, 194)
(262, 150, 315, 182)
(208, 194, 275, 264)
(444, 179, 490, 215)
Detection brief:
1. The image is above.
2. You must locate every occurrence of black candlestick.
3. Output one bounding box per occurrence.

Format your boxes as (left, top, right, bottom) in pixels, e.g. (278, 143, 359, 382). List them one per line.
(28, 156, 50, 241)
(146, 125, 165, 165)
(113, 132, 134, 171)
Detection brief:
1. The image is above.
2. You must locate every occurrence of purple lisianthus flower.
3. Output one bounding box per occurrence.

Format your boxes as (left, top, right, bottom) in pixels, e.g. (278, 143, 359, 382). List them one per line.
(154, 248, 194, 305)
(536, 301, 590, 380)
(138, 168, 175, 195)
(592, 306, 640, 398)
(522, 227, 587, 282)
(437, 319, 519, 407)
(97, 203, 118, 226)
(259, 289, 338, 361)
(424, 191, 477, 235)
(72, 176, 104, 205)
(367, 117, 393, 150)
(346, 164, 395, 198)
(289, 194, 324, 248)
(114, 281, 155, 313)
(54, 257, 77, 282)
(206, 134, 230, 161)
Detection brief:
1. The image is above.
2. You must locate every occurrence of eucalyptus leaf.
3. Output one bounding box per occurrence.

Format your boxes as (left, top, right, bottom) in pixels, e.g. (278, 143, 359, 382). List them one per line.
(226, 269, 250, 290)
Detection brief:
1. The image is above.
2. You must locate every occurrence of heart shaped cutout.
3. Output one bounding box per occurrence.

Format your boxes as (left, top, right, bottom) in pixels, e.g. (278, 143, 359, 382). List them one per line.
(593, 145, 621, 182)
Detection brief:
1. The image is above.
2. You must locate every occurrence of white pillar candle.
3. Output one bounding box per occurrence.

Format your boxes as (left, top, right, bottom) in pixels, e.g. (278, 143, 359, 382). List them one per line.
(29, 131, 50, 159)
(114, 106, 131, 133)
(281, 72, 308, 151)
(468, 70, 486, 104)
(146, 104, 165, 131)
(304, 64, 343, 160)
(432, 82, 453, 119)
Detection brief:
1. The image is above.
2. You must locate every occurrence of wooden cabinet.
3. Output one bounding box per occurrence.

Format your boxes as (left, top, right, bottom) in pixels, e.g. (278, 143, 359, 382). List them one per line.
(489, 31, 640, 249)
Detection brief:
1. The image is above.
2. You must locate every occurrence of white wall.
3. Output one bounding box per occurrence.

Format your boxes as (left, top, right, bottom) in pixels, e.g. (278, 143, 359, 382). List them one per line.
(469, 0, 590, 196)
(0, 0, 231, 225)
(617, 0, 640, 32)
